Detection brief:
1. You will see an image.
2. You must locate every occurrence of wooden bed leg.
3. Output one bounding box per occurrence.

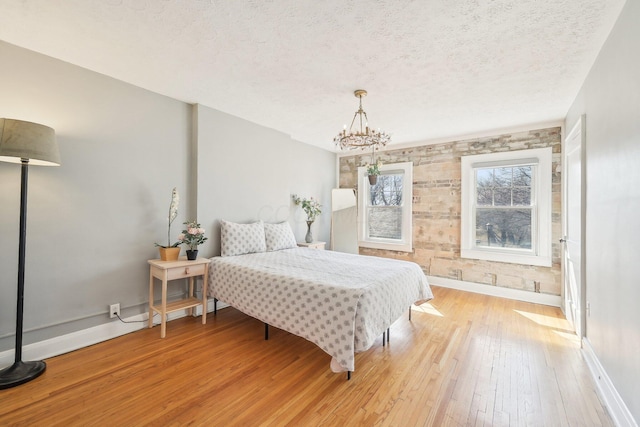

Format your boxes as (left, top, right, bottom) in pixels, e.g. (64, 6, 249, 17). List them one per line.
(264, 323, 269, 340)
(347, 371, 351, 380)
(214, 298, 218, 315)
(382, 331, 386, 347)
(409, 306, 412, 321)
(387, 328, 390, 343)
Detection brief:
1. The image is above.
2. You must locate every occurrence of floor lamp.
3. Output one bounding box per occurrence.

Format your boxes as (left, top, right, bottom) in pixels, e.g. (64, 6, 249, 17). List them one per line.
(0, 118, 61, 389)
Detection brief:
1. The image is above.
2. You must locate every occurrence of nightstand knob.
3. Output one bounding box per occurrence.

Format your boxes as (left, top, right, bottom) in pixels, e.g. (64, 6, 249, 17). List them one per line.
(184, 267, 190, 274)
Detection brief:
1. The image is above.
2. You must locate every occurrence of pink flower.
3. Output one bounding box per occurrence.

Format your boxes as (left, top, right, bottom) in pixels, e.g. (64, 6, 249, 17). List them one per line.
(188, 228, 199, 235)
(177, 233, 185, 241)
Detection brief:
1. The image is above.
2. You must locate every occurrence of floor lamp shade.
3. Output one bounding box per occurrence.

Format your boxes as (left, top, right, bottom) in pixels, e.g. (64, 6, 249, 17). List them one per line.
(0, 118, 60, 389)
(0, 119, 60, 165)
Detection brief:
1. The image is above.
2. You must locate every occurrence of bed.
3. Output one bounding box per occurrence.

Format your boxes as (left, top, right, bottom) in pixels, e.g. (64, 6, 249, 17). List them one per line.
(208, 220, 433, 375)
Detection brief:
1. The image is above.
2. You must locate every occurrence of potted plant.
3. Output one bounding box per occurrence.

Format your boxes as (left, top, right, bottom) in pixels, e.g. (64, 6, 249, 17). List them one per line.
(155, 187, 181, 261)
(365, 159, 382, 185)
(292, 194, 322, 243)
(178, 221, 208, 260)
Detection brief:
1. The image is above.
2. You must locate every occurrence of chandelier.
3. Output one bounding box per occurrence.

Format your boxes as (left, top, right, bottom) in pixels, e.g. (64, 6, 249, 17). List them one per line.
(334, 90, 391, 150)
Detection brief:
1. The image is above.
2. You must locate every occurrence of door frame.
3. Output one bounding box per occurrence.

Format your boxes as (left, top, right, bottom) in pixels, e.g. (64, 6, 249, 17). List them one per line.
(562, 114, 587, 339)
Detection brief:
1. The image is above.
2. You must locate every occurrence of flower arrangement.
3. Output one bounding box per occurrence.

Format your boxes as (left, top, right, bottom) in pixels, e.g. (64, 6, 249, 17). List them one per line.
(178, 221, 208, 250)
(155, 187, 181, 248)
(292, 194, 322, 222)
(365, 159, 382, 176)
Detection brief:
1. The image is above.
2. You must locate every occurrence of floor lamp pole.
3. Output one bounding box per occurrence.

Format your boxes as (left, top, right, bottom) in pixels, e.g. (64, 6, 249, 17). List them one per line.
(0, 159, 46, 389)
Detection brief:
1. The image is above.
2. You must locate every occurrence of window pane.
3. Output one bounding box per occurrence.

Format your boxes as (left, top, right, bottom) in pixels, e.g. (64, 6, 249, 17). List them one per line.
(475, 208, 532, 249)
(370, 174, 403, 206)
(512, 187, 531, 205)
(512, 166, 532, 186)
(477, 187, 493, 205)
(475, 165, 533, 207)
(493, 188, 511, 206)
(367, 172, 405, 240)
(368, 206, 402, 239)
(494, 167, 512, 187)
(476, 169, 493, 187)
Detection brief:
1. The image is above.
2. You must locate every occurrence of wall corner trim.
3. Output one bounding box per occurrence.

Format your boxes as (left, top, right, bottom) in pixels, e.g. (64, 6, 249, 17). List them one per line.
(582, 338, 638, 427)
(427, 276, 561, 307)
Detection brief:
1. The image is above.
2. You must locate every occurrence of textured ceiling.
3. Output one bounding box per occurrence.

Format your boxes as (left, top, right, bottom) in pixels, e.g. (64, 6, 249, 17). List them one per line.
(0, 0, 626, 152)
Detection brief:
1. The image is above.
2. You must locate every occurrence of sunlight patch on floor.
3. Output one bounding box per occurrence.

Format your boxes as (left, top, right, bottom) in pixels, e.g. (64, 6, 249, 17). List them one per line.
(552, 330, 581, 344)
(514, 309, 575, 333)
(412, 302, 443, 317)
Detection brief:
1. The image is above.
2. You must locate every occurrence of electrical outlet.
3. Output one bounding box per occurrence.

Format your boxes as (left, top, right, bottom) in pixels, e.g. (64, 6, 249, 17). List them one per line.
(109, 303, 120, 319)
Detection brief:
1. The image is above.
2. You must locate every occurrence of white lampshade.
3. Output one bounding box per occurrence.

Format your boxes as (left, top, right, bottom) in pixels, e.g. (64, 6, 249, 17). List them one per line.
(0, 118, 60, 166)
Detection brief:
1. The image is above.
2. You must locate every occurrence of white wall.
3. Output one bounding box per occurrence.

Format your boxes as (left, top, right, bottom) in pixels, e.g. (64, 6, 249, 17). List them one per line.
(0, 40, 192, 351)
(565, 0, 639, 421)
(0, 41, 336, 356)
(195, 104, 334, 256)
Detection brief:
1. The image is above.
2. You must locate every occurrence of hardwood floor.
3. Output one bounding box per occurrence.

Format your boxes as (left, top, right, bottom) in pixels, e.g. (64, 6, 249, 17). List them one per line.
(0, 286, 612, 426)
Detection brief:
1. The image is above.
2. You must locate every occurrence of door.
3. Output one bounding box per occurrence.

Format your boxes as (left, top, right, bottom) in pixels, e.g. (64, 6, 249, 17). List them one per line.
(563, 116, 585, 338)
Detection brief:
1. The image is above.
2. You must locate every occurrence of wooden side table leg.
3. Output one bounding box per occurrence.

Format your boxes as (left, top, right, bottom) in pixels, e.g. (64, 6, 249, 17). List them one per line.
(161, 277, 167, 338)
(188, 276, 194, 317)
(148, 272, 154, 329)
(202, 265, 208, 324)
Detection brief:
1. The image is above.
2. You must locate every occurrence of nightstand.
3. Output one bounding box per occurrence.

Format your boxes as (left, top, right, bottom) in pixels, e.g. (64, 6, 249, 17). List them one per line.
(297, 241, 326, 250)
(148, 257, 209, 338)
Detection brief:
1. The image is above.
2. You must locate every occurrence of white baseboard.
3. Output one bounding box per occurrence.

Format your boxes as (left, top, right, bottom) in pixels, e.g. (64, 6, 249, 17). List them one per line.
(582, 338, 638, 427)
(427, 275, 561, 307)
(0, 299, 228, 370)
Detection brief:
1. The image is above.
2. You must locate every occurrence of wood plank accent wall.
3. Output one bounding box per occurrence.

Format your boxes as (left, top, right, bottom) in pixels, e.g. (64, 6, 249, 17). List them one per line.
(339, 127, 562, 295)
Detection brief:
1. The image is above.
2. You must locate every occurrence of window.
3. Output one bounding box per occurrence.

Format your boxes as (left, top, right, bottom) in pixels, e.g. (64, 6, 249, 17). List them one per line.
(461, 148, 552, 266)
(358, 162, 413, 252)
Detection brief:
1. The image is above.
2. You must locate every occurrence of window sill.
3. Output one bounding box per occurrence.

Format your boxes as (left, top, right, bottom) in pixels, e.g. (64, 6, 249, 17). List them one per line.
(461, 248, 551, 267)
(359, 240, 413, 253)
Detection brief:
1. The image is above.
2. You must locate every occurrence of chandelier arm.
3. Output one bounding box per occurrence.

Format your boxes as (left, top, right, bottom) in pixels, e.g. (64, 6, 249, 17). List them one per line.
(348, 111, 359, 134)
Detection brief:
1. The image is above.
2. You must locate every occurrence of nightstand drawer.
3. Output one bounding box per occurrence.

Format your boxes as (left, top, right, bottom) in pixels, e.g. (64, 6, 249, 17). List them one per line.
(166, 263, 206, 280)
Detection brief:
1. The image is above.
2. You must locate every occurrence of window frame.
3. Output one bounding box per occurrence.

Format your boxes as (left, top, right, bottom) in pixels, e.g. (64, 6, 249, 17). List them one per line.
(358, 161, 413, 252)
(461, 147, 552, 267)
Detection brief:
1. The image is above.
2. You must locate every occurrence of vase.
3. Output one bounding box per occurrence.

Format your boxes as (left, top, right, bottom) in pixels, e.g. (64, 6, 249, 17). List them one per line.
(159, 247, 180, 261)
(305, 221, 314, 243)
(186, 249, 198, 260)
(368, 174, 378, 185)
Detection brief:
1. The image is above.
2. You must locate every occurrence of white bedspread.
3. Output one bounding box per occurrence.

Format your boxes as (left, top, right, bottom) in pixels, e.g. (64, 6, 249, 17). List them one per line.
(208, 248, 432, 372)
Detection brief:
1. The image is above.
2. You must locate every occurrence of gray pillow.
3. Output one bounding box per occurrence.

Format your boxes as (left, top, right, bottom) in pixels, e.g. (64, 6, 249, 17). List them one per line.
(264, 222, 298, 251)
(220, 220, 266, 257)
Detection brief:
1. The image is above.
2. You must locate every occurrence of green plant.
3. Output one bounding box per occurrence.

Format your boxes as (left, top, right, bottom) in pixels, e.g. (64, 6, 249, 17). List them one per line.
(365, 159, 382, 176)
(155, 187, 181, 248)
(292, 194, 322, 222)
(178, 221, 208, 250)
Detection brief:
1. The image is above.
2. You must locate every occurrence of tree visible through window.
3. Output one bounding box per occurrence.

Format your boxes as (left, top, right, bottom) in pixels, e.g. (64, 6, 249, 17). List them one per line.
(475, 165, 533, 249)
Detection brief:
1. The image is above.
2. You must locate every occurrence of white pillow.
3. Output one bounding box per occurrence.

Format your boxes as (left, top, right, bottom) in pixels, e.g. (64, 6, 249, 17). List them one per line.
(220, 220, 266, 257)
(264, 222, 298, 251)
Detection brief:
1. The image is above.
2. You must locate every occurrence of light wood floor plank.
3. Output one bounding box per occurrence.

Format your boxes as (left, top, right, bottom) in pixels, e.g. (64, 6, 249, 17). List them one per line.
(0, 286, 612, 426)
